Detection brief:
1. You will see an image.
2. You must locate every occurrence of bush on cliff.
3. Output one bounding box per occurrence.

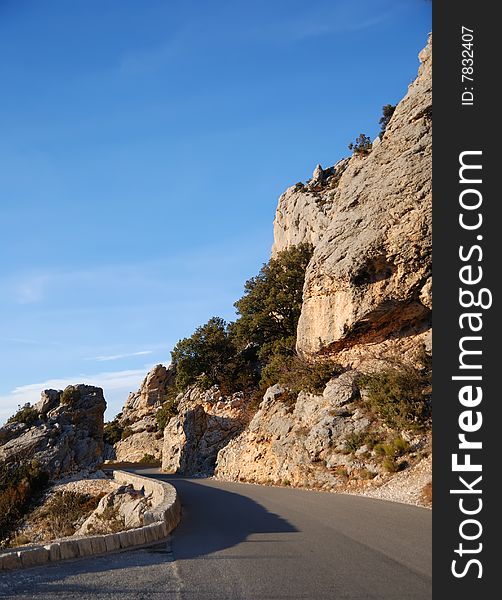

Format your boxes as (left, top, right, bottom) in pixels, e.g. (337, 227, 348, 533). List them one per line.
(348, 133, 372, 156)
(261, 347, 343, 404)
(171, 317, 236, 392)
(61, 385, 81, 406)
(103, 419, 124, 446)
(0, 460, 49, 547)
(231, 243, 313, 362)
(156, 397, 179, 431)
(170, 244, 313, 396)
(379, 104, 396, 139)
(7, 403, 39, 427)
(358, 354, 432, 431)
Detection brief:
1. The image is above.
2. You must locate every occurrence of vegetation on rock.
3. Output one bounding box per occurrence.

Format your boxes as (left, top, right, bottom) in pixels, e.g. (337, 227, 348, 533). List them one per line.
(378, 104, 396, 139)
(103, 418, 124, 446)
(348, 133, 372, 155)
(7, 403, 39, 427)
(155, 397, 179, 431)
(60, 385, 81, 406)
(170, 243, 314, 398)
(357, 355, 432, 431)
(0, 460, 49, 547)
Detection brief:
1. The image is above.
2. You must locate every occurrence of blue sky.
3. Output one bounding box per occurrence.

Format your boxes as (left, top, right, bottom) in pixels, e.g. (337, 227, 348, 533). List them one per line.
(0, 0, 431, 422)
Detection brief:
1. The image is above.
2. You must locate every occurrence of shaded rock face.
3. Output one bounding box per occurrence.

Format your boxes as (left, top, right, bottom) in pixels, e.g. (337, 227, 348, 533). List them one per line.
(113, 364, 175, 462)
(0, 385, 106, 480)
(162, 386, 249, 476)
(272, 37, 432, 357)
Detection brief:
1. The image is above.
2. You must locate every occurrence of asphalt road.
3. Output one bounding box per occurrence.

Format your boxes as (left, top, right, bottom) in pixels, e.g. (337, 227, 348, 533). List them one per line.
(0, 468, 432, 599)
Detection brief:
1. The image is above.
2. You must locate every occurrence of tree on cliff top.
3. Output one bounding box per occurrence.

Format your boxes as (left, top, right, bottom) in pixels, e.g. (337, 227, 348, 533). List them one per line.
(170, 243, 313, 394)
(231, 242, 313, 361)
(171, 317, 235, 391)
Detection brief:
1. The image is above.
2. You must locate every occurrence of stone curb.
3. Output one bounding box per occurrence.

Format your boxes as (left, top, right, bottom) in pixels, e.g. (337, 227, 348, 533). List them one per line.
(0, 470, 181, 571)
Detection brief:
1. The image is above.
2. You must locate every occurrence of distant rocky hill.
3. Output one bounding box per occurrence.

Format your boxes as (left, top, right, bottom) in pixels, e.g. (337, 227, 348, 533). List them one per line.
(0, 385, 106, 481)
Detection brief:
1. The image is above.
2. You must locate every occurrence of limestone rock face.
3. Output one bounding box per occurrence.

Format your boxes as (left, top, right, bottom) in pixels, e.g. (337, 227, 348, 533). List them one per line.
(216, 375, 377, 488)
(162, 386, 249, 476)
(120, 364, 175, 421)
(296, 36, 432, 356)
(271, 158, 350, 256)
(112, 364, 175, 462)
(0, 385, 106, 480)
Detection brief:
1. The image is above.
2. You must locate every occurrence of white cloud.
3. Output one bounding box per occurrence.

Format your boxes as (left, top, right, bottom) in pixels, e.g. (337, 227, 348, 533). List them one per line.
(0, 366, 158, 425)
(90, 350, 153, 362)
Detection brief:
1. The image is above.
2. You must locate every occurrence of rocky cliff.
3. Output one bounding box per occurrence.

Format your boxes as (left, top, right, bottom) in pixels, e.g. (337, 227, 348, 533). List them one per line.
(110, 37, 432, 505)
(0, 385, 106, 480)
(107, 364, 174, 462)
(215, 36, 432, 502)
(293, 39, 431, 358)
(162, 385, 249, 476)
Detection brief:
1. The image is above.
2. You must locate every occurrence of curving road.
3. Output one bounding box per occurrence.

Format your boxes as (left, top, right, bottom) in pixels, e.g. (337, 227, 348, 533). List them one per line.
(0, 468, 431, 599)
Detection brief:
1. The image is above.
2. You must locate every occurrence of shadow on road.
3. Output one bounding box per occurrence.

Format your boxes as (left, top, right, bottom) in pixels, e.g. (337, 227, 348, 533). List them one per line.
(140, 472, 299, 560)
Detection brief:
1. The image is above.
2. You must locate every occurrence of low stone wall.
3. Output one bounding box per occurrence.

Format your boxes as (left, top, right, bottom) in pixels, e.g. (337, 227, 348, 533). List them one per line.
(0, 470, 181, 571)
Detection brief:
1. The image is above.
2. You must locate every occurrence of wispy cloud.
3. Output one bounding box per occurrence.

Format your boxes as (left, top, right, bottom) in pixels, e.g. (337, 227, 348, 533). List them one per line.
(0, 337, 42, 345)
(90, 350, 153, 362)
(0, 366, 155, 424)
(11, 273, 53, 304)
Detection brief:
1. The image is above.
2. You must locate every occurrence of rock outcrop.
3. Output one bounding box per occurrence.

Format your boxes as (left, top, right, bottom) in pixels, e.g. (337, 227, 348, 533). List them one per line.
(216, 37, 432, 500)
(272, 159, 351, 256)
(216, 378, 428, 491)
(0, 385, 106, 480)
(295, 37, 432, 357)
(76, 485, 151, 535)
(110, 364, 175, 462)
(162, 386, 249, 476)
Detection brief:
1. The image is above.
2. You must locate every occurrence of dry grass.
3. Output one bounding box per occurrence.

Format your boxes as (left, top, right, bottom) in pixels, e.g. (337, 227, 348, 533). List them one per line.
(422, 481, 432, 505)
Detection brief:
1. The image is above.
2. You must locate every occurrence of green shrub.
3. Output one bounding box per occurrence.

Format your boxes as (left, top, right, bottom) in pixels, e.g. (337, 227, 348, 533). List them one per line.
(139, 453, 158, 464)
(333, 466, 349, 481)
(374, 437, 410, 459)
(169, 243, 314, 399)
(7, 404, 39, 427)
(261, 351, 342, 399)
(379, 104, 396, 139)
(103, 420, 124, 446)
(231, 243, 313, 361)
(391, 436, 411, 456)
(359, 468, 376, 480)
(382, 457, 399, 473)
(344, 432, 364, 454)
(348, 133, 372, 156)
(171, 317, 236, 392)
(358, 360, 431, 431)
(60, 385, 81, 406)
(120, 427, 134, 441)
(361, 431, 382, 451)
(155, 397, 179, 431)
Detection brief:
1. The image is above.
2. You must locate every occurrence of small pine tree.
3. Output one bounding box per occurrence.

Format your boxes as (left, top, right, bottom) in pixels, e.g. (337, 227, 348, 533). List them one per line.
(379, 104, 396, 139)
(348, 133, 372, 156)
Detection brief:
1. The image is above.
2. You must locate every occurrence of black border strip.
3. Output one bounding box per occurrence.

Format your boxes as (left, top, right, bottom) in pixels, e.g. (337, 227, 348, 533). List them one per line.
(434, 3, 497, 596)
